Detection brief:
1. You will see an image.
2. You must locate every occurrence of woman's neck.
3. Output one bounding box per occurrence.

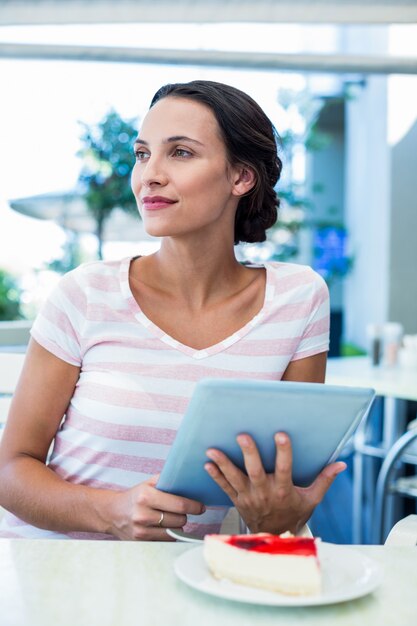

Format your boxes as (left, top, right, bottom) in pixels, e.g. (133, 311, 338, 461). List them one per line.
(131, 238, 247, 311)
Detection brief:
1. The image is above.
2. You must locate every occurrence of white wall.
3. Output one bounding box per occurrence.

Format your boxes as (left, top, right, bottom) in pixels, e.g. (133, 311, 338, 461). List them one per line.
(389, 112, 417, 332)
(344, 79, 417, 347)
(344, 76, 391, 348)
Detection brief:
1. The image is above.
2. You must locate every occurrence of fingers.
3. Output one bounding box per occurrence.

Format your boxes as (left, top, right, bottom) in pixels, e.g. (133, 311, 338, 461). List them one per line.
(205, 436, 268, 502)
(113, 477, 206, 541)
(145, 474, 204, 516)
(205, 447, 247, 493)
(147, 483, 205, 516)
(130, 480, 197, 538)
(150, 509, 187, 530)
(129, 499, 188, 530)
(274, 432, 293, 487)
(236, 434, 267, 488)
(146, 474, 160, 487)
(204, 461, 238, 501)
(308, 461, 347, 505)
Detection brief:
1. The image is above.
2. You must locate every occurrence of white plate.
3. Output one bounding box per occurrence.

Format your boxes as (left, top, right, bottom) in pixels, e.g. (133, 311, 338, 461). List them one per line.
(174, 543, 383, 606)
(166, 528, 204, 543)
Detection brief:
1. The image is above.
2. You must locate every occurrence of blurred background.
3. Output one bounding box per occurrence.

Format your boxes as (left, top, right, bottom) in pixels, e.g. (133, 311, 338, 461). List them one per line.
(0, 0, 416, 356)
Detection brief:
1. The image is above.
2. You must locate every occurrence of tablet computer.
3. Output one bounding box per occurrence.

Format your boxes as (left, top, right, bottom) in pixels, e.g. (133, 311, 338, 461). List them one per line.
(156, 379, 375, 506)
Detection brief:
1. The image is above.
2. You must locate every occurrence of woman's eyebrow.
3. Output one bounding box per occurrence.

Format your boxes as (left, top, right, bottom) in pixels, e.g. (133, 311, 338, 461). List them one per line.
(134, 135, 204, 146)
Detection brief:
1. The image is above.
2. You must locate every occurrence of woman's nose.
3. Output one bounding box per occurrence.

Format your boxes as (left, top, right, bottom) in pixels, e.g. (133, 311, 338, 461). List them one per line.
(140, 155, 167, 187)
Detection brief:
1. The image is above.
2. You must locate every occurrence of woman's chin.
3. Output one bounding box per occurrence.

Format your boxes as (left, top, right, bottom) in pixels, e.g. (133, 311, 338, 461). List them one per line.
(142, 224, 173, 238)
(142, 221, 189, 239)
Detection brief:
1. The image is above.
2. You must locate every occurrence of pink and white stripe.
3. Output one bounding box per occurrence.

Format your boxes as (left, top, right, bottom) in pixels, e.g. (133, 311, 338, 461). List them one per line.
(0, 257, 329, 539)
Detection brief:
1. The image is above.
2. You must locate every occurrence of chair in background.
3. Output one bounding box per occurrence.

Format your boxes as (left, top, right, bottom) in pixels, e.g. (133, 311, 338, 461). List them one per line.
(373, 423, 417, 544)
(220, 508, 247, 534)
(0, 321, 31, 350)
(385, 515, 417, 546)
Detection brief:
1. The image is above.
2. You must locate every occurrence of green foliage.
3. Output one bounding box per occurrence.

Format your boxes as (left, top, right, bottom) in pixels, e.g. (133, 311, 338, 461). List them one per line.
(78, 109, 138, 258)
(0, 269, 22, 321)
(260, 88, 332, 263)
(277, 88, 330, 156)
(252, 88, 353, 283)
(46, 233, 86, 274)
(341, 343, 367, 357)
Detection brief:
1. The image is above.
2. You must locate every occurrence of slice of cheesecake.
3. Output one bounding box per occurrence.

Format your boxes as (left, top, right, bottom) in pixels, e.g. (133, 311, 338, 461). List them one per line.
(203, 532, 321, 595)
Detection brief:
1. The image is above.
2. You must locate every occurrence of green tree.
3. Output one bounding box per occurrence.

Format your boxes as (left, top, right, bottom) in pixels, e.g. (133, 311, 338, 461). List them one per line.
(46, 232, 85, 274)
(270, 88, 332, 262)
(243, 88, 352, 284)
(0, 269, 22, 321)
(78, 110, 138, 259)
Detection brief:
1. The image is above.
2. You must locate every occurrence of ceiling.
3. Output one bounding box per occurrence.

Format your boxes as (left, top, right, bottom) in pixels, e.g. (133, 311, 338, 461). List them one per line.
(0, 0, 416, 25)
(0, 1, 416, 74)
(1, 42, 416, 74)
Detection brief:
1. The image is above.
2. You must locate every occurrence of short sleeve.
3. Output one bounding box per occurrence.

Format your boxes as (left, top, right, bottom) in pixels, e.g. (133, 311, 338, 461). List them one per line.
(291, 272, 330, 361)
(30, 268, 87, 366)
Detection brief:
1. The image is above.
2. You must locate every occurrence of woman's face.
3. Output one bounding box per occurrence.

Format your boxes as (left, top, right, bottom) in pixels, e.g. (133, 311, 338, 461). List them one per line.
(131, 96, 248, 240)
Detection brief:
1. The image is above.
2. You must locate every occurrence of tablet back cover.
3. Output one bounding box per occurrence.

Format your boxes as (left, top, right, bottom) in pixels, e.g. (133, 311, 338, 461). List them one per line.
(157, 379, 374, 506)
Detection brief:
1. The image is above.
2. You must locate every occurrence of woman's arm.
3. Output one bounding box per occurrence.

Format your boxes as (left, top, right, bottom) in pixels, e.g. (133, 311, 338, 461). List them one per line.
(281, 351, 327, 383)
(205, 352, 346, 535)
(0, 339, 204, 539)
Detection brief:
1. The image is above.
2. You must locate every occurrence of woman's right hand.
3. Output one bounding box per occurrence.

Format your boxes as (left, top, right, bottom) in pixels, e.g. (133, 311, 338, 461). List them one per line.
(108, 475, 205, 541)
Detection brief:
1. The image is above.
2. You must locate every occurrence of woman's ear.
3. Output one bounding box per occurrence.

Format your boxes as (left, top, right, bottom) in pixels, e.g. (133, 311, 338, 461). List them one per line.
(231, 165, 257, 197)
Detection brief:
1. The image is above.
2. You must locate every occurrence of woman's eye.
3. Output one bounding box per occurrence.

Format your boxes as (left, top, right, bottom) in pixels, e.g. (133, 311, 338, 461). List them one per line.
(134, 150, 149, 161)
(173, 148, 192, 158)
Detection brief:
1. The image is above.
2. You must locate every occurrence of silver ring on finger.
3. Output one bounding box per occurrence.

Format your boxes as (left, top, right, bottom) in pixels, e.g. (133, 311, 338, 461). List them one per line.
(157, 511, 165, 528)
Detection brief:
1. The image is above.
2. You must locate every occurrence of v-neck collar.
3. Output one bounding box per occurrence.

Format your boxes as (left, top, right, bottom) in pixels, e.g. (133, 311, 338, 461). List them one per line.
(119, 256, 275, 360)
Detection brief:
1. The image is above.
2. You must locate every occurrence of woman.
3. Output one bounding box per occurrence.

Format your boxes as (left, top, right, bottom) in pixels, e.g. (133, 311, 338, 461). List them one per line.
(0, 80, 345, 540)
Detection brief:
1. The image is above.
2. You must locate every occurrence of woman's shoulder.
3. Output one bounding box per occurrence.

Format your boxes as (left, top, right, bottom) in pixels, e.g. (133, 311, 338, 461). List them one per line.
(58, 257, 129, 287)
(264, 262, 329, 309)
(44, 258, 130, 310)
(264, 262, 329, 321)
(265, 261, 327, 287)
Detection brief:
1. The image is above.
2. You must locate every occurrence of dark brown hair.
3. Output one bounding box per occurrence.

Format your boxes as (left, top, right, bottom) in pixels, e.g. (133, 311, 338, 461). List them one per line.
(150, 80, 282, 244)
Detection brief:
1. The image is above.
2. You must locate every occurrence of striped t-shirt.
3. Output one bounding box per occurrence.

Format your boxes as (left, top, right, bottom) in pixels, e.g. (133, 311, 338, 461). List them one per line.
(0, 257, 329, 539)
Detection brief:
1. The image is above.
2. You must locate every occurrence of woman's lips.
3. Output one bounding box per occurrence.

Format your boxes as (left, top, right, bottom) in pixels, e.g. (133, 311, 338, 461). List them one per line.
(141, 197, 177, 211)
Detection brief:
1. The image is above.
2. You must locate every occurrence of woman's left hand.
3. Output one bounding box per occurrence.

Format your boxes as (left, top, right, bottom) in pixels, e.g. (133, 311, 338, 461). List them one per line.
(205, 432, 346, 535)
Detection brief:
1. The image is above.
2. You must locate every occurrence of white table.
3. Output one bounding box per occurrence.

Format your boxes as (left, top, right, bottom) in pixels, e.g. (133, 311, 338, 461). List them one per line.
(326, 356, 417, 402)
(326, 357, 417, 543)
(0, 540, 416, 626)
